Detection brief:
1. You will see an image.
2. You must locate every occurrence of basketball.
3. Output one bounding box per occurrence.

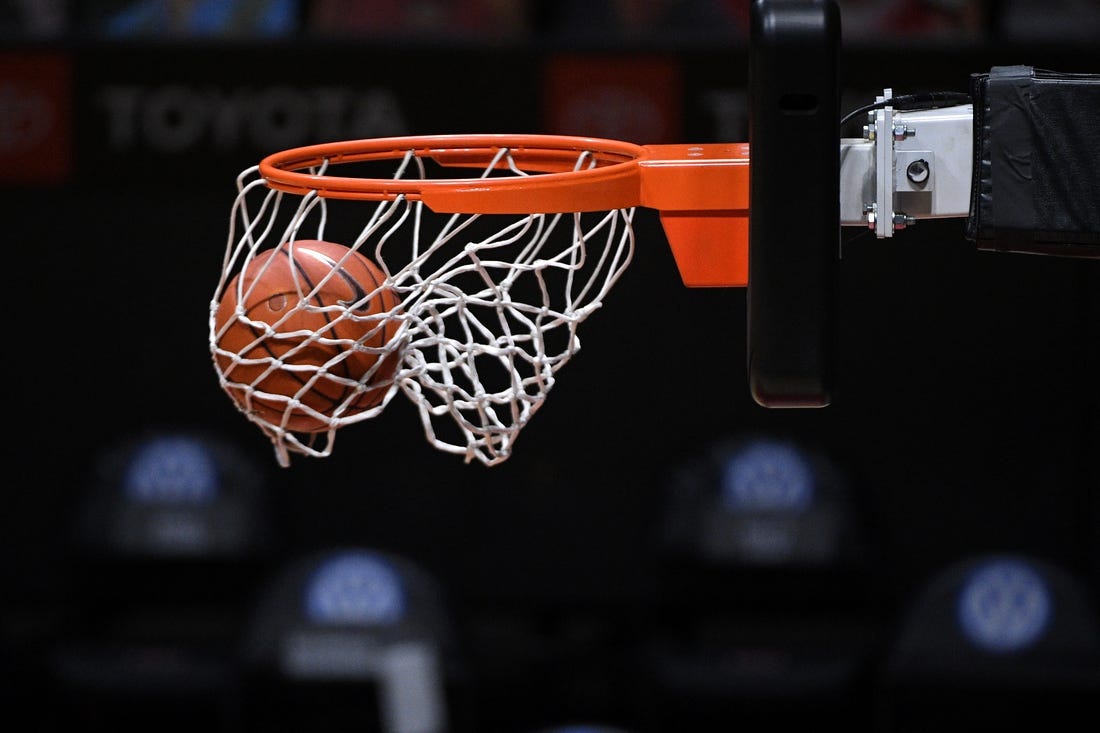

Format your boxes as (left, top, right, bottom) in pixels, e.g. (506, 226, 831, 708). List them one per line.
(213, 239, 403, 433)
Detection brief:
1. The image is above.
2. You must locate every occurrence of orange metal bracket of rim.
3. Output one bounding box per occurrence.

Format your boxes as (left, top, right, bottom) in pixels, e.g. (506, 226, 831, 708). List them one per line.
(640, 142, 749, 288)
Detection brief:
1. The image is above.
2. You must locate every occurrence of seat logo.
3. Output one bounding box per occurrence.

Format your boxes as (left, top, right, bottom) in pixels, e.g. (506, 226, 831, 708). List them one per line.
(957, 557, 1051, 653)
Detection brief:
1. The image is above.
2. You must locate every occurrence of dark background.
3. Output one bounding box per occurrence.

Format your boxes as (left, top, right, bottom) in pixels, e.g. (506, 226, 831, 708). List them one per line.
(2, 2, 1098, 732)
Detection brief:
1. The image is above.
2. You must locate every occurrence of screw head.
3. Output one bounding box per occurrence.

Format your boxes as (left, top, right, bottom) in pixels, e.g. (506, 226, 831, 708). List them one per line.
(906, 158, 930, 185)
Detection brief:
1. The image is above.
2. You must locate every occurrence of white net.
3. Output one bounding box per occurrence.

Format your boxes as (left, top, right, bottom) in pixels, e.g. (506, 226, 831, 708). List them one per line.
(210, 146, 636, 467)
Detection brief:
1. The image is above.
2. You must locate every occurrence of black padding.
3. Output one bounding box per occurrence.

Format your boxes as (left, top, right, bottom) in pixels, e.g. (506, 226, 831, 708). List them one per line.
(967, 66, 1100, 258)
(747, 0, 840, 407)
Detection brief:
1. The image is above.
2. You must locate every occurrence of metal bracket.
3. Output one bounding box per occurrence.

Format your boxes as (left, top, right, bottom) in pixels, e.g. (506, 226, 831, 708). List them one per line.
(839, 89, 974, 238)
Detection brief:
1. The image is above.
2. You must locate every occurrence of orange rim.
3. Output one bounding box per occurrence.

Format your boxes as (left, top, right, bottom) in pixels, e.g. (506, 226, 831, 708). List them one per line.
(258, 134, 650, 214)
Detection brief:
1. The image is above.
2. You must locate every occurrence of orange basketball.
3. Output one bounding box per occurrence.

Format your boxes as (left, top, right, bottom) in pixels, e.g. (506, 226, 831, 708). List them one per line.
(213, 239, 402, 433)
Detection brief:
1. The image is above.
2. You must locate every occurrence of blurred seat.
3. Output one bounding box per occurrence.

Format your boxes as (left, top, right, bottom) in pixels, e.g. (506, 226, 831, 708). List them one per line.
(79, 0, 301, 38)
(994, 0, 1100, 43)
(542, 0, 747, 40)
(306, 0, 530, 40)
(877, 552, 1100, 731)
(837, 0, 988, 43)
(0, 0, 68, 38)
(43, 427, 280, 732)
(239, 546, 470, 733)
(526, 724, 639, 733)
(640, 432, 885, 732)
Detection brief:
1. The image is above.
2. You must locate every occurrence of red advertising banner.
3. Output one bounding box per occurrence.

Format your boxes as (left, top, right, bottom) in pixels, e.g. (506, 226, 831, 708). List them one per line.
(543, 55, 682, 144)
(0, 53, 72, 184)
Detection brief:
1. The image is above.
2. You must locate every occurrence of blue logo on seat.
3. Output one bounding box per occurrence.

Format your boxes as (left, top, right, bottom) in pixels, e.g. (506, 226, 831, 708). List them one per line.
(957, 557, 1051, 653)
(123, 435, 219, 504)
(720, 439, 814, 512)
(305, 551, 406, 626)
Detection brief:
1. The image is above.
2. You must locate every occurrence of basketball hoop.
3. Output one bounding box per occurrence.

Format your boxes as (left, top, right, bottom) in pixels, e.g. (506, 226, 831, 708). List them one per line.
(210, 134, 749, 467)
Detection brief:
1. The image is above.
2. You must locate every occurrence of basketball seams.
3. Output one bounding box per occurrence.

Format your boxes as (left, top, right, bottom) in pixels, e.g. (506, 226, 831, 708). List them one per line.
(281, 245, 352, 397)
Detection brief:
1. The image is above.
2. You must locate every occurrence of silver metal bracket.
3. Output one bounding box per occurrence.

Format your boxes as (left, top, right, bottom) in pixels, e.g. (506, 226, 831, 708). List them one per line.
(839, 89, 974, 238)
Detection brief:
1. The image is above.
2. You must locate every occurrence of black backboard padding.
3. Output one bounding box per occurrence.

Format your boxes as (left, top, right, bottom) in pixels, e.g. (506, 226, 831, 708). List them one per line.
(747, 0, 840, 407)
